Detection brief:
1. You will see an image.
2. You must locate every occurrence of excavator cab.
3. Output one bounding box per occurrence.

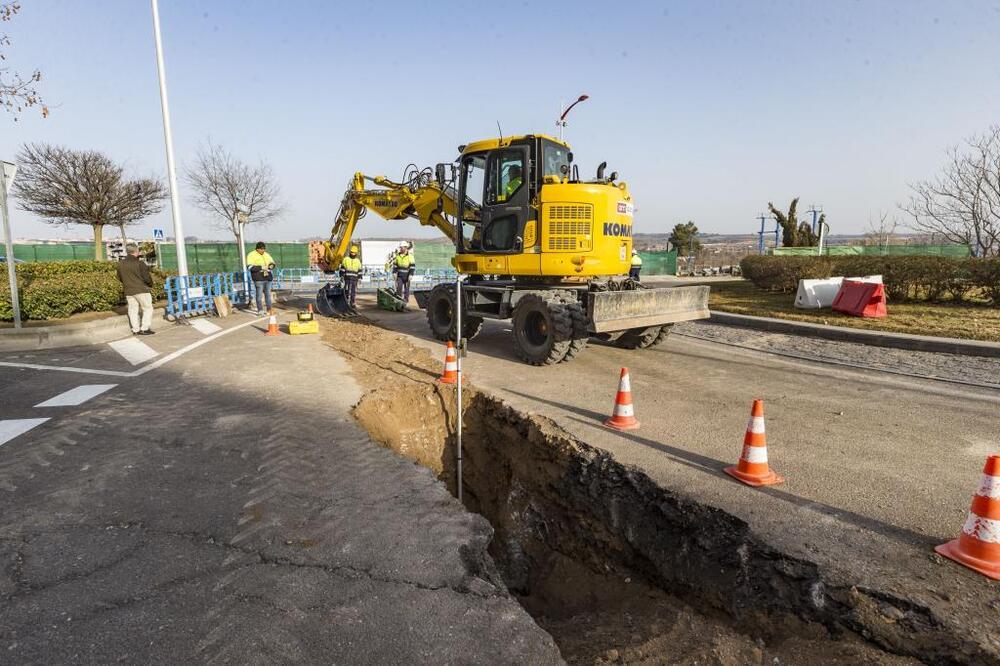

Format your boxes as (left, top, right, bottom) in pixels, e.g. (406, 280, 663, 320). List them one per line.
(450, 135, 634, 278)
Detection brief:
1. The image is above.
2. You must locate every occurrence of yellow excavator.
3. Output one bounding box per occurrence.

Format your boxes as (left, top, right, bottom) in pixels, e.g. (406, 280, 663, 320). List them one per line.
(316, 133, 709, 365)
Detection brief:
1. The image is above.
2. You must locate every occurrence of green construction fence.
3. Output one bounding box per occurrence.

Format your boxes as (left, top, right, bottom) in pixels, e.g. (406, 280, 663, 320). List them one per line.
(771, 244, 971, 257)
(7, 241, 678, 275)
(156, 243, 310, 272)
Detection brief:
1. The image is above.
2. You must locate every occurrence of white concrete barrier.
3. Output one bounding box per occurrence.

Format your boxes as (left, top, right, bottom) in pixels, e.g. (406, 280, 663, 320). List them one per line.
(794, 275, 883, 309)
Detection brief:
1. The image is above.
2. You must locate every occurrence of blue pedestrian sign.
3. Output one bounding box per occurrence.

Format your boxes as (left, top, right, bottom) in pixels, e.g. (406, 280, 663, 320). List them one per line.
(153, 229, 165, 241)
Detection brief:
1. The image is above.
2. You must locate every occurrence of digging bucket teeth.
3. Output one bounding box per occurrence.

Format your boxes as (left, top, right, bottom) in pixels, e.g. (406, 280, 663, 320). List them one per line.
(315, 284, 354, 318)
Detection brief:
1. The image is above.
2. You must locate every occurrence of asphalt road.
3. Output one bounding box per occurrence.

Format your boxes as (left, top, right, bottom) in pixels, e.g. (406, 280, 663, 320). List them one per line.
(0, 312, 561, 664)
(359, 294, 1000, 654)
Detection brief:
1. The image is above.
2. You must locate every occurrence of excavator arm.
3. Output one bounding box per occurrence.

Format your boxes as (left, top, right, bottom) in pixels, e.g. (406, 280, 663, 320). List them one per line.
(318, 170, 466, 273)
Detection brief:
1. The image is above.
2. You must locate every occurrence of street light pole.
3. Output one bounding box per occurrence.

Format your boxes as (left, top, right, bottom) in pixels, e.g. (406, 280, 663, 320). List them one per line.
(556, 94, 589, 141)
(1, 161, 21, 328)
(150, 0, 188, 276)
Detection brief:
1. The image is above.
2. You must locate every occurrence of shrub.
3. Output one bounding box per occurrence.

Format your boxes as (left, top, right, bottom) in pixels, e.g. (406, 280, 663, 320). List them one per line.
(0, 261, 172, 321)
(969, 258, 1000, 304)
(739, 255, 995, 304)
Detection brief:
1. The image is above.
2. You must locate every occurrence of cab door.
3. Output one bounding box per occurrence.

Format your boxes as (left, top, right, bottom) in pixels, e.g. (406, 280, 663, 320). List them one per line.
(479, 146, 530, 254)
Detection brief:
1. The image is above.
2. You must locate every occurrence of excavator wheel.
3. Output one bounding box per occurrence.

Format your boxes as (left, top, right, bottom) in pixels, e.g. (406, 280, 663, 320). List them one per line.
(614, 325, 673, 350)
(425, 283, 483, 342)
(511, 292, 573, 365)
(556, 292, 589, 363)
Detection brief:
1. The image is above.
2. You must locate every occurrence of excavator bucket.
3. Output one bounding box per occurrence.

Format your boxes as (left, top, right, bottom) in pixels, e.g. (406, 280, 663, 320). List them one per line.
(315, 283, 354, 317)
(587, 285, 710, 333)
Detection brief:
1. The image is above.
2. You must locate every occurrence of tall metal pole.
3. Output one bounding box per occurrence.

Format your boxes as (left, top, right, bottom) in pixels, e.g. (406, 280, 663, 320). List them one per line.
(455, 274, 463, 502)
(1, 164, 21, 328)
(150, 0, 188, 276)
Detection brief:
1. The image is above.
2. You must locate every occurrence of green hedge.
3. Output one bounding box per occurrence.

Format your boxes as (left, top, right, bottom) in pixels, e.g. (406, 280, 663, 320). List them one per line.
(0, 261, 171, 321)
(739, 255, 1000, 304)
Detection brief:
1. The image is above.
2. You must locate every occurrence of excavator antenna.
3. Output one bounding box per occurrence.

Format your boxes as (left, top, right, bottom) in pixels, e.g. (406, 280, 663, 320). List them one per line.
(496, 121, 503, 144)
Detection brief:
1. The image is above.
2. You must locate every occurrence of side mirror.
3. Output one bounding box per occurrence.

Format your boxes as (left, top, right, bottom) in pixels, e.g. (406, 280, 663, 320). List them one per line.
(435, 163, 448, 186)
(567, 151, 574, 163)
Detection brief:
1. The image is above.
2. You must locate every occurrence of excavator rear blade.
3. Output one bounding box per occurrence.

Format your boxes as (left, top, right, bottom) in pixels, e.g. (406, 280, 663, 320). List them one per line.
(315, 283, 353, 317)
(587, 285, 710, 333)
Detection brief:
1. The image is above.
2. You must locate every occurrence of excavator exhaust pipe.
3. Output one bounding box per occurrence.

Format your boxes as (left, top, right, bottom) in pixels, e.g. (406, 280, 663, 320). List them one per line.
(315, 283, 354, 317)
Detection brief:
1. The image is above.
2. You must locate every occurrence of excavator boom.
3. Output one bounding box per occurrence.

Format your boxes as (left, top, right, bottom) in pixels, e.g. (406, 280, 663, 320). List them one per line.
(319, 171, 461, 273)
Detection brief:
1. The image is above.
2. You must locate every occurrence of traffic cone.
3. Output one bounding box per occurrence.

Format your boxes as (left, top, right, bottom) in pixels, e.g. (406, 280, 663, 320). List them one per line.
(438, 341, 462, 384)
(265, 309, 281, 336)
(724, 399, 783, 487)
(604, 367, 640, 431)
(935, 455, 1000, 580)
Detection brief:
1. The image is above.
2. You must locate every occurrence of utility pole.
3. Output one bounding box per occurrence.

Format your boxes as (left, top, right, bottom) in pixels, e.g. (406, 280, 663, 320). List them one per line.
(150, 0, 188, 276)
(235, 196, 249, 304)
(1, 161, 21, 328)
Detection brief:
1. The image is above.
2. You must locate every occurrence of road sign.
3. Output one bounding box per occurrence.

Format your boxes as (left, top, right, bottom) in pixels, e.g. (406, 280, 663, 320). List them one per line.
(153, 228, 165, 241)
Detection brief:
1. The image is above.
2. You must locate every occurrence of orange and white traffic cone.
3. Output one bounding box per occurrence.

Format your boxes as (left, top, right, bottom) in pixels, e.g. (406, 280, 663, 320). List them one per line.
(604, 367, 640, 431)
(724, 399, 783, 487)
(438, 341, 462, 384)
(265, 309, 281, 336)
(935, 455, 1000, 580)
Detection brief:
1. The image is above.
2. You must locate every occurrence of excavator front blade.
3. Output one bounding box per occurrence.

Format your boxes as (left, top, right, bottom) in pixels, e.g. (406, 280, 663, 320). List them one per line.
(315, 283, 354, 317)
(587, 285, 710, 333)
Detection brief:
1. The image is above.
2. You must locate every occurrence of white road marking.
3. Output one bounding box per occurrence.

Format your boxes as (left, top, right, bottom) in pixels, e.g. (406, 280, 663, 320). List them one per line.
(190, 318, 222, 335)
(0, 318, 261, 378)
(108, 337, 160, 365)
(0, 418, 49, 447)
(35, 384, 117, 407)
(0, 361, 131, 377)
(132, 319, 260, 376)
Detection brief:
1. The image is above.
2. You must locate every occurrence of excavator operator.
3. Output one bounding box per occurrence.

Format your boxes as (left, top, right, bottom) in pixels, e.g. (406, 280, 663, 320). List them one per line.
(505, 165, 522, 198)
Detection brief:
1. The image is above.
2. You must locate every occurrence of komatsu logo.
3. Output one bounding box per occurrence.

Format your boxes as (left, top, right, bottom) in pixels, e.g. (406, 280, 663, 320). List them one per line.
(603, 222, 632, 237)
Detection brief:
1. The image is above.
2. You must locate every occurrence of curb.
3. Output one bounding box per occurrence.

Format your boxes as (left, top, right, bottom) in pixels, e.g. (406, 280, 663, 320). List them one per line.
(0, 308, 169, 352)
(708, 311, 1000, 358)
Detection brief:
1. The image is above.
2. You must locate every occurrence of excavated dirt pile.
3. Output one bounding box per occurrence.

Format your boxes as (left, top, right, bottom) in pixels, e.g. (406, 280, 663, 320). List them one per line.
(320, 316, 974, 665)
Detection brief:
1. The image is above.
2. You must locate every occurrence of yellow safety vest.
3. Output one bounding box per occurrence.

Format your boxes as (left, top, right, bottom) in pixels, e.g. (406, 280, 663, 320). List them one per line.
(395, 255, 413, 270)
(505, 177, 522, 196)
(631, 254, 643, 267)
(342, 256, 362, 271)
(246, 250, 275, 269)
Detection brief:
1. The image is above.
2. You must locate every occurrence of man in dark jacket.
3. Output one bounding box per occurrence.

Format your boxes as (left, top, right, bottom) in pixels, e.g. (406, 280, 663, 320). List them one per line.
(116, 244, 155, 335)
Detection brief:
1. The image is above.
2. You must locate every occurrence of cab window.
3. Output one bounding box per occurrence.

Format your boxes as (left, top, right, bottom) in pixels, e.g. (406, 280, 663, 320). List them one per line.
(541, 140, 569, 179)
(486, 150, 524, 204)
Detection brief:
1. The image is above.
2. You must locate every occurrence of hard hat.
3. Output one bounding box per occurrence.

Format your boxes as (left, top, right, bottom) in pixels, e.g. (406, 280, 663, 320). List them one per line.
(350, 245, 359, 253)
(631, 248, 638, 254)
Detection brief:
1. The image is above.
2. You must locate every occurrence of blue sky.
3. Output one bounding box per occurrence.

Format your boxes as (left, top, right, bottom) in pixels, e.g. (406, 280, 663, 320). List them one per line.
(2, 0, 999, 242)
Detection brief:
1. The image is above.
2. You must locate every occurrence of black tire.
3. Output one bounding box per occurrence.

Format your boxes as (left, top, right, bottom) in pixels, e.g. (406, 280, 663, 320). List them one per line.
(614, 325, 672, 349)
(511, 292, 572, 365)
(557, 292, 589, 362)
(425, 284, 483, 342)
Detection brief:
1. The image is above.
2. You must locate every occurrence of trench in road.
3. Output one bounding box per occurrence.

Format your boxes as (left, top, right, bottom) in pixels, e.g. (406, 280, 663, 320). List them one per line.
(322, 317, 970, 665)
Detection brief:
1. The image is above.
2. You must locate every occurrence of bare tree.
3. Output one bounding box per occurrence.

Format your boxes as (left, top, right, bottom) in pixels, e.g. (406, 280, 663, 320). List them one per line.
(1, 3, 47, 120)
(13, 144, 167, 260)
(864, 210, 898, 248)
(185, 141, 284, 243)
(767, 197, 819, 247)
(903, 125, 1000, 257)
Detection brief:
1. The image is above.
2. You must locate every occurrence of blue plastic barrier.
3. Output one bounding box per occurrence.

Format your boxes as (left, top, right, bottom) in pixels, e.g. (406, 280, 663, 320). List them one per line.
(165, 271, 251, 319)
